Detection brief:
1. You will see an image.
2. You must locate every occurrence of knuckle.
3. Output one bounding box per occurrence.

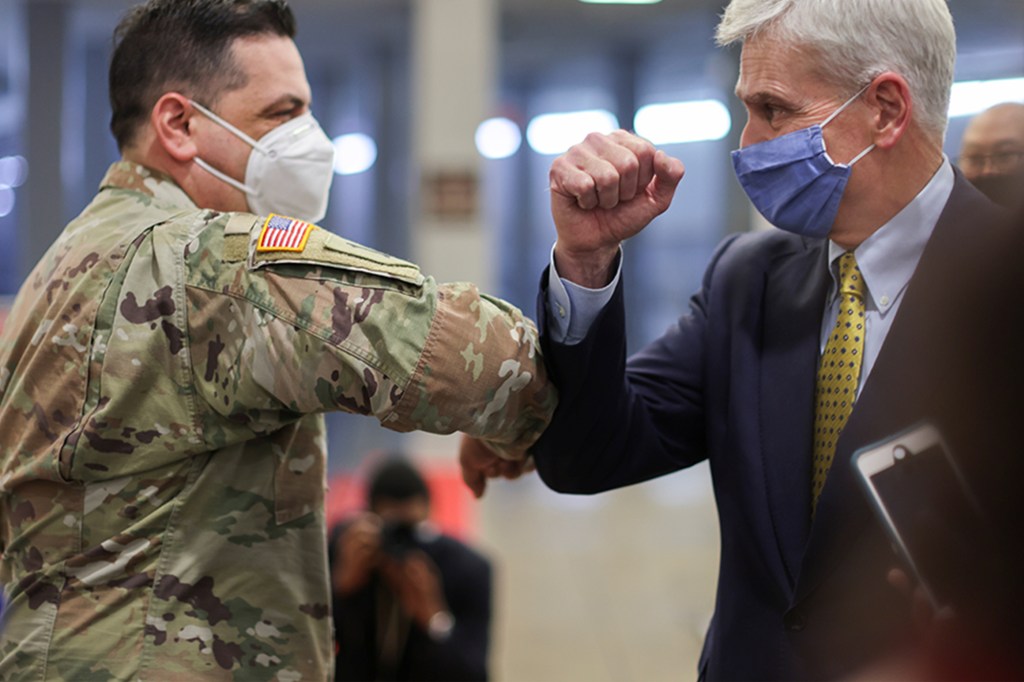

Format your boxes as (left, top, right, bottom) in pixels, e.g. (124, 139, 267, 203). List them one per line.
(592, 166, 621, 191)
(565, 174, 597, 199)
(619, 153, 640, 178)
(608, 129, 634, 144)
(549, 158, 570, 180)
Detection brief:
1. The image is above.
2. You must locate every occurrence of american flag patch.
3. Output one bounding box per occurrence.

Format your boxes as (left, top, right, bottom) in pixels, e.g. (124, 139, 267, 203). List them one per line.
(256, 214, 316, 252)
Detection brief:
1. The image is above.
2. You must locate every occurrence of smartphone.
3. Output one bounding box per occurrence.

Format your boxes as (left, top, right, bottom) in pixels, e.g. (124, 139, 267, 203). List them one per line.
(851, 421, 992, 614)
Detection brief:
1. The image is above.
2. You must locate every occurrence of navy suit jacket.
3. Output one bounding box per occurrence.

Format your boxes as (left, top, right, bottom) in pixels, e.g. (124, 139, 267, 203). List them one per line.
(532, 172, 1008, 680)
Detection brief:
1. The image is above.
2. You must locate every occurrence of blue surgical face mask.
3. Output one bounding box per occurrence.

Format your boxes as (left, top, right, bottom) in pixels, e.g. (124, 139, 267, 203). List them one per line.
(731, 85, 875, 239)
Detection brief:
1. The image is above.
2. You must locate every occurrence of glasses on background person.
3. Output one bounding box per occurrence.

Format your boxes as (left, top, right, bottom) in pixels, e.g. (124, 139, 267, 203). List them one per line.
(957, 150, 1024, 175)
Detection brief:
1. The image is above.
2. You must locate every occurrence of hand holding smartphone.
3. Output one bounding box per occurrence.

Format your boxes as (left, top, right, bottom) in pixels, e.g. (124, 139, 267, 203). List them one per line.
(851, 421, 994, 615)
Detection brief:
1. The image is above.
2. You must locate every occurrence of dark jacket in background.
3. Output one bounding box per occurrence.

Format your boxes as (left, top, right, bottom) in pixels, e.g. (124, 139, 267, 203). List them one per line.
(330, 523, 493, 682)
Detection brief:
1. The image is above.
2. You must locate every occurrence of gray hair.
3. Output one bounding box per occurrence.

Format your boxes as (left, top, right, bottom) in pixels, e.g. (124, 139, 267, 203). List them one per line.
(715, 0, 956, 139)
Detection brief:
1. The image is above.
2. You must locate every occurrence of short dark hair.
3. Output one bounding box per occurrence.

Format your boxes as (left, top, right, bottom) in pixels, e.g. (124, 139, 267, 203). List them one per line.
(368, 457, 430, 508)
(108, 0, 296, 150)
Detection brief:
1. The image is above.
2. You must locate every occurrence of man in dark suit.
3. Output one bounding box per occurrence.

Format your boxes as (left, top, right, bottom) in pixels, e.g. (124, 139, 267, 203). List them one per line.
(459, 0, 1014, 678)
(331, 457, 493, 681)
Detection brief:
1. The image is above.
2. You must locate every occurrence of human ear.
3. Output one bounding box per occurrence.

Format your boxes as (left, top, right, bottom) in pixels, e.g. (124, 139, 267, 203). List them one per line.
(151, 93, 198, 163)
(865, 72, 912, 150)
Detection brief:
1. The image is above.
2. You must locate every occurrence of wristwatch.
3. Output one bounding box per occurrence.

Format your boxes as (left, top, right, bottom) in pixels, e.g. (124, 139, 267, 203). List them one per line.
(427, 610, 455, 642)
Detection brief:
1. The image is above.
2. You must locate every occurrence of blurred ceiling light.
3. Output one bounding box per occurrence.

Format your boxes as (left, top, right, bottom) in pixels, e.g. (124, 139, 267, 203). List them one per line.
(476, 117, 523, 159)
(0, 155, 28, 188)
(0, 186, 14, 218)
(526, 109, 619, 156)
(948, 77, 1024, 118)
(634, 99, 731, 144)
(332, 133, 378, 175)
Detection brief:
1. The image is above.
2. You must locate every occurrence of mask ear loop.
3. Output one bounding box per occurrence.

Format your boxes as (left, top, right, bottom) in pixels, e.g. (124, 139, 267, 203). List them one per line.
(193, 157, 256, 197)
(821, 82, 873, 128)
(846, 143, 876, 167)
(189, 100, 266, 197)
(821, 82, 876, 167)
(190, 100, 269, 154)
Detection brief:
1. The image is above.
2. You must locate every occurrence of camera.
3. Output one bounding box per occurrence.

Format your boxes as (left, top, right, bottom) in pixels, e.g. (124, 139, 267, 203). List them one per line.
(379, 520, 418, 557)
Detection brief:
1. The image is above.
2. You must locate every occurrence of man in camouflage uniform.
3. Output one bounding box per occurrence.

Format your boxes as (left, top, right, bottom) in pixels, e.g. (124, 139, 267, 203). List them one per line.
(0, 1, 555, 679)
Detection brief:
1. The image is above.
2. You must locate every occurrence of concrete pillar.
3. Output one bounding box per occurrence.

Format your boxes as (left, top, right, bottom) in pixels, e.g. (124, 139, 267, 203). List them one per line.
(23, 0, 67, 278)
(409, 0, 497, 290)
(408, 0, 500, 459)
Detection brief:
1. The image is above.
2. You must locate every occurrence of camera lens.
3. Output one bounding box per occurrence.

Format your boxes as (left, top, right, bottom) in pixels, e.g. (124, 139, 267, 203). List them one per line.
(380, 521, 416, 557)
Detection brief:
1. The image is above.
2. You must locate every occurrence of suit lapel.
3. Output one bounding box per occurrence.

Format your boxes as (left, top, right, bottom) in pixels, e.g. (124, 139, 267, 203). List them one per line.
(759, 238, 830, 588)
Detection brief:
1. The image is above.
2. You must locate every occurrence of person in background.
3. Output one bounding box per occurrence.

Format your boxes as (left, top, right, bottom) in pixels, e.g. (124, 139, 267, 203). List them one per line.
(331, 457, 492, 682)
(462, 0, 1009, 678)
(0, 1, 552, 678)
(957, 101, 1024, 210)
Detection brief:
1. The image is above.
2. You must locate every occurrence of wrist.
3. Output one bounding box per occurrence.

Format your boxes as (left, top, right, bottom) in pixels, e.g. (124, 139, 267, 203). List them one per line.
(553, 243, 620, 288)
(426, 610, 455, 643)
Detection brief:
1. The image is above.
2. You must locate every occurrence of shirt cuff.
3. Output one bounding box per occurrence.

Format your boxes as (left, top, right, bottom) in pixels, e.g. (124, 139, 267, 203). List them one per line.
(545, 244, 621, 345)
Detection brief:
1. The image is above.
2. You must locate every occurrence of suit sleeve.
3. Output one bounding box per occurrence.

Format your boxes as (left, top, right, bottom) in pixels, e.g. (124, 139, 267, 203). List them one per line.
(532, 235, 742, 493)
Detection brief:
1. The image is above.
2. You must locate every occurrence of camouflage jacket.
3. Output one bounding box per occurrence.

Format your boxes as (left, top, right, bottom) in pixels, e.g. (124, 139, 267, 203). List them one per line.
(0, 161, 555, 680)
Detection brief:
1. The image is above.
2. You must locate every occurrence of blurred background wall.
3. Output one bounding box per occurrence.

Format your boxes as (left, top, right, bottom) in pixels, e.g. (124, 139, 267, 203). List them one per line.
(0, 1, 1020, 679)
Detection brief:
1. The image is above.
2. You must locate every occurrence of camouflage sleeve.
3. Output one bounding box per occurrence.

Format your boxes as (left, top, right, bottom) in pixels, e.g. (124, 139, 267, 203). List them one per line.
(388, 281, 555, 457)
(185, 213, 556, 457)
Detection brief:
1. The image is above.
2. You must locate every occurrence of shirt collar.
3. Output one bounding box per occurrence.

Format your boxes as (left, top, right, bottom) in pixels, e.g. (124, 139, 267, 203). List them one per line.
(827, 156, 954, 313)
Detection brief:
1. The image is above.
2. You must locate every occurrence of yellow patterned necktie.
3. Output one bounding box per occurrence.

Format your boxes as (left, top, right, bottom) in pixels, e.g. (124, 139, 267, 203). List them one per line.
(811, 252, 866, 513)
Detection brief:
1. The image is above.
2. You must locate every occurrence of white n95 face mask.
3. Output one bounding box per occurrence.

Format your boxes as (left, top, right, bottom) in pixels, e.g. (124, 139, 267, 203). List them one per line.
(190, 100, 336, 223)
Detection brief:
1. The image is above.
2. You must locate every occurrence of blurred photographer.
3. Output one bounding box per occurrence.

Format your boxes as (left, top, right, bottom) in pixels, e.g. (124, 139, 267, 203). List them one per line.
(330, 457, 493, 681)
